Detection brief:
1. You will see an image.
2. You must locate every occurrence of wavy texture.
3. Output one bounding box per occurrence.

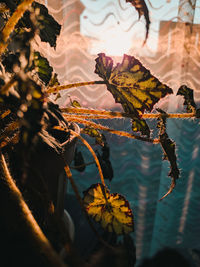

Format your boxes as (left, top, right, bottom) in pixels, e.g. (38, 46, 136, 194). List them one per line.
(42, 0, 200, 264)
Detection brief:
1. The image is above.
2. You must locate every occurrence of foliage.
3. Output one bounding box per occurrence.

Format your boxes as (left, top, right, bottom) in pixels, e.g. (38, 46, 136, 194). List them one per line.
(0, 0, 199, 266)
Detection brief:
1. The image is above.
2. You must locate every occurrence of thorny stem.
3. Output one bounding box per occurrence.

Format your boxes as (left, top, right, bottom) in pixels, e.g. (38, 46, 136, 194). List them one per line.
(63, 115, 160, 144)
(61, 107, 196, 120)
(47, 81, 106, 94)
(0, 0, 35, 56)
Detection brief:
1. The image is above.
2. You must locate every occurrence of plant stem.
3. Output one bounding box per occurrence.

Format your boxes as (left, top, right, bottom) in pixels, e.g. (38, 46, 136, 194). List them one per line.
(70, 130, 106, 187)
(47, 81, 106, 94)
(63, 115, 159, 144)
(63, 162, 114, 250)
(61, 107, 196, 120)
(0, 152, 66, 267)
(0, 0, 34, 56)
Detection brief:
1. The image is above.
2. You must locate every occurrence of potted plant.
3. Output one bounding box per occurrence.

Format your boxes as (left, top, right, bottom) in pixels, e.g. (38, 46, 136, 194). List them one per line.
(0, 0, 198, 266)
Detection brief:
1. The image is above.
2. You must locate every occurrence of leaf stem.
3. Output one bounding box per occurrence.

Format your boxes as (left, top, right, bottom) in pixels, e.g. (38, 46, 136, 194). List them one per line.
(63, 115, 159, 144)
(61, 107, 196, 120)
(47, 81, 106, 94)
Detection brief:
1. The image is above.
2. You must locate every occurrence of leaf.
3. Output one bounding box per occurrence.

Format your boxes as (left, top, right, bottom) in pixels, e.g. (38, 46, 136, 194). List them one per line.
(83, 183, 134, 235)
(33, 2, 61, 48)
(74, 148, 85, 172)
(177, 85, 196, 113)
(71, 100, 81, 108)
(157, 109, 180, 200)
(48, 73, 60, 87)
(34, 52, 53, 85)
(82, 126, 105, 146)
(126, 0, 150, 44)
(95, 53, 173, 136)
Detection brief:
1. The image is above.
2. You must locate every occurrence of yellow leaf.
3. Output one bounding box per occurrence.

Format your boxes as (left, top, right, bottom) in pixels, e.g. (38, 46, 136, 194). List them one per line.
(83, 183, 134, 235)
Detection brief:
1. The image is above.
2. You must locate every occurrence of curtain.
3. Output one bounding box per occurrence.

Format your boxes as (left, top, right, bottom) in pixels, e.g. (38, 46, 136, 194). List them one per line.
(44, 0, 200, 264)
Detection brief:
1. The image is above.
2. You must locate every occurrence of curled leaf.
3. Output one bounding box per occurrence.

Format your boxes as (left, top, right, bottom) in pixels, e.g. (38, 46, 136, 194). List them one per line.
(157, 109, 180, 200)
(126, 0, 150, 44)
(177, 85, 196, 113)
(83, 183, 134, 235)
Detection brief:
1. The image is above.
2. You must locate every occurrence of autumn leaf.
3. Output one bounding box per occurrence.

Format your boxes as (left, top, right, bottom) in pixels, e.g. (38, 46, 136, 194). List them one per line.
(126, 0, 150, 44)
(157, 109, 180, 200)
(177, 85, 196, 113)
(95, 53, 173, 136)
(83, 183, 134, 235)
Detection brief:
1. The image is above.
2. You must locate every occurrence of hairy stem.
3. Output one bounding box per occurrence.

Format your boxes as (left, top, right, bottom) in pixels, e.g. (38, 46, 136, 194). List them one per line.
(47, 81, 106, 94)
(0, 0, 34, 56)
(61, 107, 196, 120)
(63, 115, 159, 144)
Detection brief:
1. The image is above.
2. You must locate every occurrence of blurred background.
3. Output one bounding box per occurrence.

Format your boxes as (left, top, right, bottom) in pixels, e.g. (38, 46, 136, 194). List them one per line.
(42, 0, 200, 265)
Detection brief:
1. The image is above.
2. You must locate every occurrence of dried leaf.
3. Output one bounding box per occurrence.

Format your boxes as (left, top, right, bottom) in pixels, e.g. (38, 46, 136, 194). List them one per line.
(177, 85, 196, 113)
(95, 53, 173, 136)
(157, 109, 180, 200)
(126, 0, 150, 44)
(83, 183, 134, 235)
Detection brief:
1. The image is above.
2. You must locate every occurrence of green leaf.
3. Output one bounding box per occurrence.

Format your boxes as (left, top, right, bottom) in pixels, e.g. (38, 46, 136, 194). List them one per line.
(95, 53, 173, 136)
(34, 52, 53, 85)
(48, 73, 60, 87)
(83, 183, 134, 235)
(126, 0, 150, 44)
(177, 85, 196, 113)
(71, 100, 81, 108)
(82, 126, 105, 146)
(157, 109, 180, 200)
(33, 2, 61, 48)
(132, 117, 150, 137)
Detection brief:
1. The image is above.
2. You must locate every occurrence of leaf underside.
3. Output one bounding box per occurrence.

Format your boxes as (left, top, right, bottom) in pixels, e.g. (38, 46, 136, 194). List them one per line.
(83, 183, 134, 235)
